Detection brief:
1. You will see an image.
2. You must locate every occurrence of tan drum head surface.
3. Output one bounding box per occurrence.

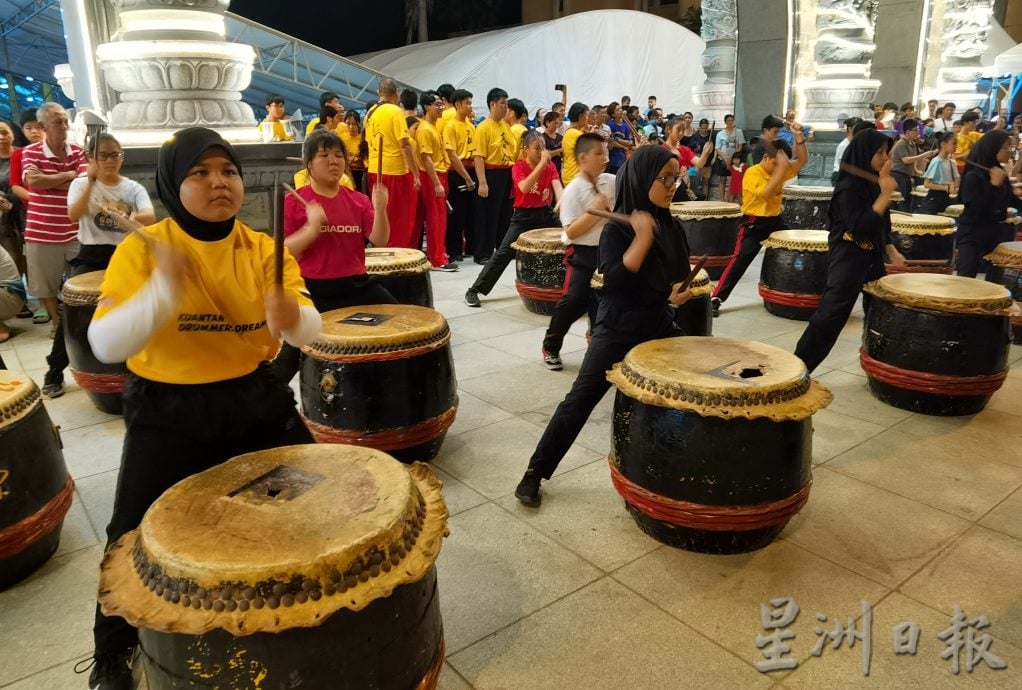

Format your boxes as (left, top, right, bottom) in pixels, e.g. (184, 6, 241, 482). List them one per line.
(99, 445, 449, 635)
(781, 185, 833, 200)
(61, 270, 106, 306)
(608, 337, 832, 421)
(670, 201, 742, 219)
(305, 304, 449, 359)
(511, 228, 566, 253)
(690, 268, 713, 296)
(364, 248, 431, 275)
(762, 229, 830, 251)
(865, 274, 1012, 316)
(986, 241, 1022, 269)
(0, 370, 41, 428)
(940, 204, 964, 218)
(891, 213, 955, 236)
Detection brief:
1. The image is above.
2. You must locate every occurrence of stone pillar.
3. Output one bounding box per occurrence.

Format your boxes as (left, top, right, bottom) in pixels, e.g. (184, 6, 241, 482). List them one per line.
(871, 0, 927, 106)
(96, 0, 259, 145)
(692, 0, 738, 122)
(798, 0, 881, 129)
(928, 0, 996, 113)
(734, 0, 789, 131)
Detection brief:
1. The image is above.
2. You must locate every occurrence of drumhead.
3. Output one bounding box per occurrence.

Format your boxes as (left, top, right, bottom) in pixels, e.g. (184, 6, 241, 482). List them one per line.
(0, 370, 41, 428)
(891, 213, 955, 236)
(364, 248, 431, 275)
(985, 241, 1022, 269)
(608, 337, 833, 421)
(762, 229, 830, 251)
(591, 266, 711, 294)
(98, 444, 449, 635)
(511, 228, 565, 253)
(305, 304, 449, 360)
(781, 185, 833, 200)
(670, 201, 742, 219)
(61, 270, 106, 306)
(939, 204, 964, 218)
(865, 274, 1012, 316)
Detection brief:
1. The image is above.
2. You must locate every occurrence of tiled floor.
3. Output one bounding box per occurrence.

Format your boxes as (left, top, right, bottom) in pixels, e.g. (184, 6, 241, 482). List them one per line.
(1, 253, 1020, 689)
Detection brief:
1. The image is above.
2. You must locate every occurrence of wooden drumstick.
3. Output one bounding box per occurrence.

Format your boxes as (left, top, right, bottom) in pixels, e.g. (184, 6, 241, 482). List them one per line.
(839, 162, 879, 183)
(286, 156, 304, 163)
(273, 179, 284, 286)
(281, 182, 310, 208)
(678, 255, 709, 292)
(963, 158, 992, 173)
(586, 208, 632, 224)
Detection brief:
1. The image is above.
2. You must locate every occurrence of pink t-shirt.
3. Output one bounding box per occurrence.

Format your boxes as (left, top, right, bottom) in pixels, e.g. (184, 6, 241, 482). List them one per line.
(512, 159, 558, 208)
(284, 185, 373, 280)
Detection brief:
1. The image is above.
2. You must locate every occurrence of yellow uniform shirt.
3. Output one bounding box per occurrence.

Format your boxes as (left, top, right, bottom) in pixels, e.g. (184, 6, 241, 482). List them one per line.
(417, 120, 448, 173)
(443, 118, 475, 163)
(258, 120, 293, 142)
(305, 119, 346, 136)
(474, 118, 515, 167)
(338, 129, 362, 162)
(955, 131, 983, 166)
(510, 123, 528, 162)
(365, 103, 410, 176)
(94, 219, 312, 385)
(442, 107, 456, 121)
(294, 168, 355, 191)
(741, 164, 799, 217)
(561, 128, 583, 186)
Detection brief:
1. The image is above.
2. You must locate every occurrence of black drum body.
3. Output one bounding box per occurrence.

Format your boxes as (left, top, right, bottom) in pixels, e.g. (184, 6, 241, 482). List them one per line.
(611, 393, 812, 554)
(861, 299, 1011, 416)
(673, 294, 712, 336)
(300, 347, 457, 462)
(759, 247, 828, 320)
(514, 250, 565, 315)
(138, 568, 443, 690)
(888, 231, 954, 265)
(678, 217, 740, 280)
(375, 271, 433, 308)
(0, 386, 71, 590)
(995, 266, 1022, 344)
(64, 301, 128, 415)
(780, 195, 830, 230)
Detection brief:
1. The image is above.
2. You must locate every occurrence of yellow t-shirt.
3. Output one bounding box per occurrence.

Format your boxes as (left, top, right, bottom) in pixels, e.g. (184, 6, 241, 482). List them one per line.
(338, 129, 362, 163)
(259, 120, 293, 142)
(442, 107, 456, 121)
(955, 131, 983, 167)
(294, 168, 355, 191)
(474, 118, 515, 167)
(443, 118, 475, 162)
(561, 128, 583, 186)
(510, 123, 528, 162)
(94, 219, 312, 384)
(417, 120, 449, 173)
(741, 164, 799, 217)
(365, 103, 410, 176)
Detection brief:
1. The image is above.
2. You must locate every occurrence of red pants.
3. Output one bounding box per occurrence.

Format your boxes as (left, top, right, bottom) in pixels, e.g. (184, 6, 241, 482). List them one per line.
(368, 172, 417, 249)
(417, 171, 450, 267)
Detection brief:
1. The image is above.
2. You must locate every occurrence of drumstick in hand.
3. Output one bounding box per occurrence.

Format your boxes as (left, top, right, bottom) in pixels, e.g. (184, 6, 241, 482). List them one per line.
(281, 182, 310, 208)
(273, 180, 284, 286)
(678, 255, 709, 292)
(586, 208, 633, 224)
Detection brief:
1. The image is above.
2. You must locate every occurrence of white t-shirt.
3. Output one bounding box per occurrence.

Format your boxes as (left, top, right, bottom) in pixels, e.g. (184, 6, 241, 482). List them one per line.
(67, 176, 153, 246)
(715, 128, 746, 158)
(833, 137, 852, 173)
(933, 118, 955, 133)
(559, 172, 616, 246)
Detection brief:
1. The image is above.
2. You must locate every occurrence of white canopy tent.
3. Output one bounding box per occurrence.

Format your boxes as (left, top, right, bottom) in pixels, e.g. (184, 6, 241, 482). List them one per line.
(356, 10, 707, 119)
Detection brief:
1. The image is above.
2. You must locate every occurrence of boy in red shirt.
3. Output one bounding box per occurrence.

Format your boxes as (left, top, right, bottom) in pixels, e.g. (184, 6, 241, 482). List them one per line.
(465, 131, 562, 307)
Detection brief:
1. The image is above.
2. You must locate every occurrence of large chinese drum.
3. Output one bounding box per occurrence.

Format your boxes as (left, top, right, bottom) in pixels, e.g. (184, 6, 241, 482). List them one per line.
(984, 242, 1022, 344)
(780, 185, 832, 230)
(670, 201, 741, 279)
(758, 230, 829, 320)
(886, 213, 955, 275)
(364, 247, 434, 308)
(511, 228, 566, 315)
(62, 270, 128, 414)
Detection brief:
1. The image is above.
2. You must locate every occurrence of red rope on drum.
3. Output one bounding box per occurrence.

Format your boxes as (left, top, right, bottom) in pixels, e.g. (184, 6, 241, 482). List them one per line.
(303, 405, 457, 451)
(416, 639, 446, 690)
(702, 255, 734, 268)
(607, 457, 810, 531)
(0, 475, 75, 559)
(859, 351, 1008, 397)
(514, 281, 563, 302)
(69, 369, 126, 395)
(758, 285, 821, 309)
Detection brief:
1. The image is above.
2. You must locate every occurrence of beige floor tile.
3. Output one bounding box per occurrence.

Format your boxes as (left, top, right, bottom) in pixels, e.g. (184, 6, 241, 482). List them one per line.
(494, 301, 553, 327)
(433, 297, 488, 320)
(53, 492, 100, 558)
(59, 418, 127, 480)
(449, 577, 770, 689)
(979, 488, 1022, 540)
(713, 307, 805, 341)
(432, 466, 488, 517)
(782, 468, 971, 587)
(74, 469, 119, 541)
(447, 390, 514, 436)
(451, 341, 531, 382)
(432, 418, 601, 500)
(479, 326, 586, 361)
(438, 663, 472, 690)
(0, 347, 22, 370)
(457, 362, 575, 414)
(825, 429, 1022, 520)
(901, 526, 1022, 649)
(890, 409, 1022, 469)
(1008, 343, 1022, 364)
(41, 389, 120, 433)
(985, 374, 1022, 417)
(814, 370, 914, 427)
(447, 311, 536, 344)
(809, 408, 887, 465)
(495, 461, 661, 572)
(436, 502, 602, 654)
(614, 540, 889, 670)
(519, 389, 614, 456)
(0, 545, 103, 685)
(0, 654, 93, 690)
(10, 340, 53, 371)
(784, 592, 1020, 688)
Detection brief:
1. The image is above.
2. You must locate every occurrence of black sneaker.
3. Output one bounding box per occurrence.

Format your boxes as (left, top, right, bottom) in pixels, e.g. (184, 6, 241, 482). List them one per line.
(433, 262, 460, 272)
(515, 469, 542, 507)
(17, 307, 32, 319)
(42, 368, 64, 399)
(74, 648, 136, 690)
(542, 350, 563, 371)
(711, 298, 721, 318)
(464, 289, 481, 307)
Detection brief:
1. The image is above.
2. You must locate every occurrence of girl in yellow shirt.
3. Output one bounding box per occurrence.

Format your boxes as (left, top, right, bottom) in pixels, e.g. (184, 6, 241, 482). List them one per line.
(85, 127, 320, 688)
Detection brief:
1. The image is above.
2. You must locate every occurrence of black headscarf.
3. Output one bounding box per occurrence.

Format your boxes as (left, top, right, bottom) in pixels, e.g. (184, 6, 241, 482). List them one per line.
(960, 129, 1009, 187)
(829, 129, 893, 249)
(833, 128, 892, 198)
(156, 127, 243, 241)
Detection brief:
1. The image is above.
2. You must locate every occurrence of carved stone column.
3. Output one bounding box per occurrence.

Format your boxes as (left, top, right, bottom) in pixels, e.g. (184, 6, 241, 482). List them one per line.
(934, 0, 995, 113)
(97, 0, 259, 145)
(692, 0, 738, 122)
(799, 0, 881, 129)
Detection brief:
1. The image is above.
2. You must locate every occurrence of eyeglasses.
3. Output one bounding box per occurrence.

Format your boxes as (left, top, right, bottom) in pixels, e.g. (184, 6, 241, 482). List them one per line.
(655, 175, 681, 188)
(97, 152, 124, 161)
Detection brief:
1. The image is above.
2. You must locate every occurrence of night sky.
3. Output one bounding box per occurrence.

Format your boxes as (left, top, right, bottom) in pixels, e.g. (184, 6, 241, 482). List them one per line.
(231, 0, 522, 57)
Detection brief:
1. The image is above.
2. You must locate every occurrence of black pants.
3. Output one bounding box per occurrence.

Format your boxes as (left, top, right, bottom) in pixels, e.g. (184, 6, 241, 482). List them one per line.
(891, 171, 914, 212)
(473, 167, 513, 260)
(543, 244, 599, 354)
(447, 168, 476, 259)
(918, 189, 952, 215)
(47, 244, 118, 373)
(471, 206, 561, 295)
(794, 240, 885, 373)
(269, 275, 396, 384)
(93, 366, 314, 656)
(527, 304, 680, 479)
(712, 214, 784, 303)
(956, 222, 1011, 278)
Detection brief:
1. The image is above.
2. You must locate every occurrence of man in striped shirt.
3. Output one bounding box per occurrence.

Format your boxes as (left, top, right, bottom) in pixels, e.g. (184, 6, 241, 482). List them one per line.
(21, 102, 87, 397)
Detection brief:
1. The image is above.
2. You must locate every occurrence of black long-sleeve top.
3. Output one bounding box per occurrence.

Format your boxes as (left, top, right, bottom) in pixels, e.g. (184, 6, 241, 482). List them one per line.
(958, 171, 1014, 242)
(828, 183, 890, 254)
